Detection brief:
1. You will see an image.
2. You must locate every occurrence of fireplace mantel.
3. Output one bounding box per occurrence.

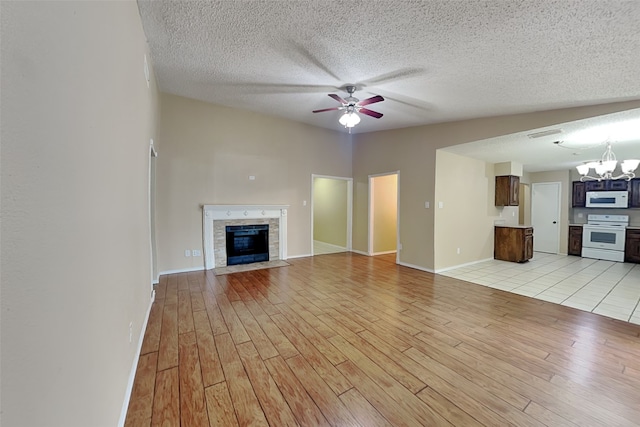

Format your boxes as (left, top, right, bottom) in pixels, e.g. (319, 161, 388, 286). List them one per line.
(202, 204, 289, 270)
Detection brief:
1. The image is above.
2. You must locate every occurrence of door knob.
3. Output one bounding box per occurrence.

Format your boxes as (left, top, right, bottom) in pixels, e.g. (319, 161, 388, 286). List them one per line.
(552, 221, 557, 224)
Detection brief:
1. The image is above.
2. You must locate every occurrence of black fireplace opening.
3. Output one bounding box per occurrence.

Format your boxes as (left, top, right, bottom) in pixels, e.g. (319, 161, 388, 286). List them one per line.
(226, 224, 269, 266)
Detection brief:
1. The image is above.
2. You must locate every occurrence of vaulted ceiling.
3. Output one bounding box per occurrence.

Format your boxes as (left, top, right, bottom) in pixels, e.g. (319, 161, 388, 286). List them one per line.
(137, 0, 640, 171)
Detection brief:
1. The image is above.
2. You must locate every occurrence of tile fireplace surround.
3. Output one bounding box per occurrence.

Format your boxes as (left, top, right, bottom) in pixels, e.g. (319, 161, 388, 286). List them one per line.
(202, 205, 289, 270)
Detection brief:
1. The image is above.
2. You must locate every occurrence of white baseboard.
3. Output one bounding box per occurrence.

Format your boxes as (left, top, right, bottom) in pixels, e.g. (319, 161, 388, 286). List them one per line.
(158, 266, 205, 276)
(118, 288, 155, 427)
(434, 257, 494, 274)
(397, 261, 435, 274)
(313, 240, 347, 251)
(372, 250, 397, 256)
(286, 253, 312, 259)
(350, 249, 369, 256)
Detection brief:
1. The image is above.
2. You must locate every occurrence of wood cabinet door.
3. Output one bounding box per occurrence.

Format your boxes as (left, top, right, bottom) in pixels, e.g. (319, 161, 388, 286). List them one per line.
(625, 231, 640, 263)
(630, 179, 640, 208)
(509, 176, 520, 206)
(495, 176, 519, 206)
(524, 233, 533, 261)
(572, 181, 585, 207)
(568, 226, 582, 256)
(585, 181, 606, 191)
(607, 180, 629, 191)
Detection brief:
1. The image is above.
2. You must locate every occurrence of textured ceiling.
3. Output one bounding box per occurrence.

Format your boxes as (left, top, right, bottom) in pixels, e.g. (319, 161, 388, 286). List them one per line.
(137, 0, 640, 171)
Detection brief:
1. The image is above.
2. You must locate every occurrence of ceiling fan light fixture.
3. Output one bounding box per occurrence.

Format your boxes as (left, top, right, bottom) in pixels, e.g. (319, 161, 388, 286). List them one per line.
(339, 112, 360, 128)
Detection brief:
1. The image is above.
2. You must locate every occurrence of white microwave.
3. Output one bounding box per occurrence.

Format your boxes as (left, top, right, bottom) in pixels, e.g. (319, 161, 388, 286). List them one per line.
(585, 191, 628, 208)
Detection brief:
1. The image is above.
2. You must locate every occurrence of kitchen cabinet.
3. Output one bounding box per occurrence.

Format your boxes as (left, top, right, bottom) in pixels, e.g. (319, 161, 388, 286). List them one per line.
(568, 226, 583, 256)
(584, 180, 629, 192)
(572, 181, 586, 207)
(494, 226, 533, 263)
(495, 175, 519, 206)
(625, 229, 640, 263)
(629, 178, 640, 208)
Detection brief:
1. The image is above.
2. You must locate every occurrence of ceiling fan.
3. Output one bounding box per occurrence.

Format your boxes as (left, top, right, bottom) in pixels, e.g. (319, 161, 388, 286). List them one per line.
(312, 85, 385, 129)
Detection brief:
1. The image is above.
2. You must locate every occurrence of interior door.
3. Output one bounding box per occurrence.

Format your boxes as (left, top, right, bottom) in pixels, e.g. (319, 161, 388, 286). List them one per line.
(531, 182, 561, 254)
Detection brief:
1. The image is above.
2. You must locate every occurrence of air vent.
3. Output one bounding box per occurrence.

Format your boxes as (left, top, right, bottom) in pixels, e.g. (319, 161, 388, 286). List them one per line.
(527, 129, 562, 139)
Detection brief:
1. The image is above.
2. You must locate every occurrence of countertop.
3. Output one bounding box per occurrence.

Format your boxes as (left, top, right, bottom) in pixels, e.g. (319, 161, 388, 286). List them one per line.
(494, 224, 533, 229)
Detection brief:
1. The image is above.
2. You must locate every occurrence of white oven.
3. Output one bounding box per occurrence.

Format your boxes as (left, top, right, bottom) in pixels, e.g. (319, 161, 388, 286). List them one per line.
(585, 191, 628, 208)
(581, 215, 629, 262)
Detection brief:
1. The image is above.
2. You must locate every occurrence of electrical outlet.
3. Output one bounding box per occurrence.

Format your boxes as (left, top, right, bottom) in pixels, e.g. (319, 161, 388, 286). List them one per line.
(192, 249, 201, 257)
(184, 250, 191, 257)
(129, 322, 133, 343)
(398, 243, 403, 250)
(457, 248, 461, 254)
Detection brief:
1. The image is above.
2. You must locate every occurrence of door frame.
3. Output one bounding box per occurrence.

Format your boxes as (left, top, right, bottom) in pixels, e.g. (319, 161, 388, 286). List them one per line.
(310, 174, 353, 256)
(148, 139, 158, 288)
(531, 181, 561, 254)
(368, 171, 400, 263)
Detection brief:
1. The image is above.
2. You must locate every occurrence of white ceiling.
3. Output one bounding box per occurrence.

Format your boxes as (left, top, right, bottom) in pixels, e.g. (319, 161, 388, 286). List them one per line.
(137, 0, 640, 171)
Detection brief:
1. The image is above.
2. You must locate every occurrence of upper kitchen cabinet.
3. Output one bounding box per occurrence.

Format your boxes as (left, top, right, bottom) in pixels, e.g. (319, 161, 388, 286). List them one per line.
(572, 181, 586, 207)
(495, 175, 519, 206)
(584, 180, 629, 192)
(630, 178, 640, 208)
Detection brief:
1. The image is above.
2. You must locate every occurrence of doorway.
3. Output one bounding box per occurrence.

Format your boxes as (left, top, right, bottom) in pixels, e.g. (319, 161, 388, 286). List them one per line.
(368, 172, 399, 260)
(311, 175, 353, 255)
(531, 182, 561, 254)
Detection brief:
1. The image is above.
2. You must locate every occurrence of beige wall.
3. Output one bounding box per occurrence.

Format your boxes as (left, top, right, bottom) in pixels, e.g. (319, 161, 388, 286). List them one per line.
(372, 173, 398, 253)
(157, 94, 351, 271)
(1, 2, 159, 425)
(434, 151, 500, 270)
(313, 177, 348, 247)
(519, 183, 532, 225)
(353, 100, 640, 271)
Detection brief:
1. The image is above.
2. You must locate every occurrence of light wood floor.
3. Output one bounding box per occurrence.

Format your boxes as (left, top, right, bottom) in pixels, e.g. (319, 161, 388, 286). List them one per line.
(125, 253, 640, 426)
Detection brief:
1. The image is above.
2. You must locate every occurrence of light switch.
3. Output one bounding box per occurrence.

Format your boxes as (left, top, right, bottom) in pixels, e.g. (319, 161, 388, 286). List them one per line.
(249, 175, 255, 180)
(424, 201, 430, 209)
(303, 200, 307, 206)
(438, 201, 444, 209)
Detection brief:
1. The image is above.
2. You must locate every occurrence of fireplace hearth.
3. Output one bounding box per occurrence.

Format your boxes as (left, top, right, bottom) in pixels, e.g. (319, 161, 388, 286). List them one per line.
(226, 224, 269, 265)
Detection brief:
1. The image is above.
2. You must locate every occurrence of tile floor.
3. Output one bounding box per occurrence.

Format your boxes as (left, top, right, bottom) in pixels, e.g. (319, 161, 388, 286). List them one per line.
(439, 252, 640, 325)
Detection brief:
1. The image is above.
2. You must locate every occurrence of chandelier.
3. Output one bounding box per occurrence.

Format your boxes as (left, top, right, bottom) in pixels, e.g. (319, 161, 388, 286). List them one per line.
(576, 142, 639, 181)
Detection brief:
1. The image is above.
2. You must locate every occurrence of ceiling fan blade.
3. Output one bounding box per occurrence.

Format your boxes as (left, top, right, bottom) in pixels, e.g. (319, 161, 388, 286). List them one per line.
(359, 108, 383, 119)
(312, 107, 341, 113)
(358, 95, 385, 106)
(328, 93, 347, 104)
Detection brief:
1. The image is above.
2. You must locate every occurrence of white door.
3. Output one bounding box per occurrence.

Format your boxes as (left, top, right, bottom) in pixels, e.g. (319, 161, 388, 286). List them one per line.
(531, 182, 561, 254)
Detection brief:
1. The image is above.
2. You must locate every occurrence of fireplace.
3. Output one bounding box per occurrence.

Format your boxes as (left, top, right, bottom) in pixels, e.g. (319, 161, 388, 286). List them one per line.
(202, 205, 289, 269)
(226, 224, 269, 265)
